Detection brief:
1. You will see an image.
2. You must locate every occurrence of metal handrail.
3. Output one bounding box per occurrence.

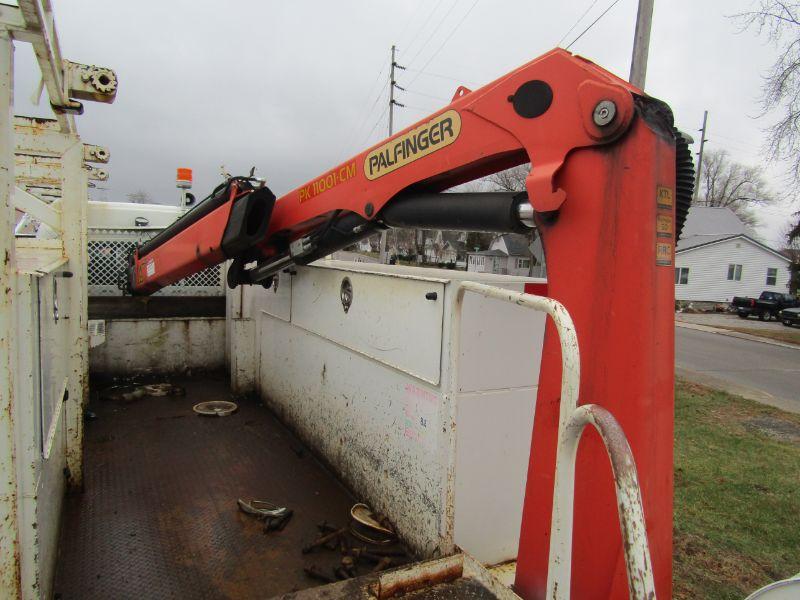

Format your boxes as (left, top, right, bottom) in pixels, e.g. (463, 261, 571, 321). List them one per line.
(449, 281, 655, 600)
(546, 404, 656, 599)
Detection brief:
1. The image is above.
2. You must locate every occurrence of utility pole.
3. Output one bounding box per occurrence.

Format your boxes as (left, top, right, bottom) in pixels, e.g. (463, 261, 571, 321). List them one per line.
(693, 110, 708, 202)
(380, 45, 405, 263)
(388, 45, 405, 137)
(629, 0, 654, 89)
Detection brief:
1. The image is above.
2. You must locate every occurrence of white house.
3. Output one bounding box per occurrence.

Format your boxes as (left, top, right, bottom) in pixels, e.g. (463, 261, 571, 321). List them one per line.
(423, 230, 467, 267)
(674, 207, 792, 303)
(466, 249, 512, 274)
(467, 233, 543, 276)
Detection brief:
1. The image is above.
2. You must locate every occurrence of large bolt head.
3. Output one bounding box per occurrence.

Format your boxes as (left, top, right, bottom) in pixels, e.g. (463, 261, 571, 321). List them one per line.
(593, 100, 617, 127)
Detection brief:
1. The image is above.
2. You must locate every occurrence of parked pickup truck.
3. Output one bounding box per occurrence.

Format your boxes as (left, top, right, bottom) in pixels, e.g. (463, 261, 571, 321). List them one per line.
(732, 291, 800, 321)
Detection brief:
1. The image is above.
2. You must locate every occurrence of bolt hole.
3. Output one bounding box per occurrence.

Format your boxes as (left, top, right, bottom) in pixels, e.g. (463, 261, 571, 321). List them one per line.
(98, 74, 110, 86)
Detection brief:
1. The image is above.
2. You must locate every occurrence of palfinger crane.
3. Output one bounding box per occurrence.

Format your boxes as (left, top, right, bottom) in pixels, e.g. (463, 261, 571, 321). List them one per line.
(124, 49, 693, 600)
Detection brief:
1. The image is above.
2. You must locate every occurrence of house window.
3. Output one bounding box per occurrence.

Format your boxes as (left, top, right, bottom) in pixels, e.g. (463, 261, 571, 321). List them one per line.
(766, 267, 778, 286)
(516, 258, 530, 269)
(675, 267, 689, 285)
(727, 264, 742, 281)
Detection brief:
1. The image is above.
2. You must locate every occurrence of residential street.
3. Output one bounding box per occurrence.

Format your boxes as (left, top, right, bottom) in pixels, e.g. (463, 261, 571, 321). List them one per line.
(676, 326, 800, 413)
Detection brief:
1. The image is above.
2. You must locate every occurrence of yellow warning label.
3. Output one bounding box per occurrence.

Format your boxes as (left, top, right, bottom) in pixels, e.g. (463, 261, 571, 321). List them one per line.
(656, 186, 673, 209)
(656, 214, 673, 238)
(656, 241, 673, 266)
(364, 110, 461, 180)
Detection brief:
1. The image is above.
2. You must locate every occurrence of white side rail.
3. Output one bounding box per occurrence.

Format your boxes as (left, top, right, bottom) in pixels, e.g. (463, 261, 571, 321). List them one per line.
(450, 281, 655, 600)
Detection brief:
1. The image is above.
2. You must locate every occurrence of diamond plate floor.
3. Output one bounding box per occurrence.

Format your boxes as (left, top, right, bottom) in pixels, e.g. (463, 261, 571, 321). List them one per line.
(54, 373, 356, 600)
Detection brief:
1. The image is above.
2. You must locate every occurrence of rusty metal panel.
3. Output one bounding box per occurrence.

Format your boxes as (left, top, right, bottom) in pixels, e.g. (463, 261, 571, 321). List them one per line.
(0, 32, 21, 599)
(257, 313, 449, 557)
(89, 318, 226, 375)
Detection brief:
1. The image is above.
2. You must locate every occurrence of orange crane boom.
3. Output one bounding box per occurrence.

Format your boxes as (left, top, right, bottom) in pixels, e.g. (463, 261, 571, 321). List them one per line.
(125, 48, 693, 600)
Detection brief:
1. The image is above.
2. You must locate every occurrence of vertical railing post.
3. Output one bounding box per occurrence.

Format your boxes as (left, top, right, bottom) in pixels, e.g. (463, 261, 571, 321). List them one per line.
(0, 31, 21, 597)
(61, 140, 88, 490)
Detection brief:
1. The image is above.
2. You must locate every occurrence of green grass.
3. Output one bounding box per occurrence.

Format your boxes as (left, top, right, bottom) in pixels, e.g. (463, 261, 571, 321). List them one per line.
(712, 324, 800, 346)
(674, 379, 800, 599)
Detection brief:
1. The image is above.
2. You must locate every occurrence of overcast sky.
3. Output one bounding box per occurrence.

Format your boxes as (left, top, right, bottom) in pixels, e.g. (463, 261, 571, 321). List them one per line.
(11, 0, 797, 246)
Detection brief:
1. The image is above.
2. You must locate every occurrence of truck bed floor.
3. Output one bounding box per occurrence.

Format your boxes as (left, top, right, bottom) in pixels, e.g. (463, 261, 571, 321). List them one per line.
(54, 373, 356, 599)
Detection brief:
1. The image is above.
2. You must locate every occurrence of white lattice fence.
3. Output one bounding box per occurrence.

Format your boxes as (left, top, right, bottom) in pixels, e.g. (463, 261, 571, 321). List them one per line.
(88, 230, 224, 296)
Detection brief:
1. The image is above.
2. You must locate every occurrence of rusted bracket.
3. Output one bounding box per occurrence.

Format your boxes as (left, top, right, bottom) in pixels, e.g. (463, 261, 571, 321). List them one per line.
(63, 60, 117, 104)
(83, 144, 110, 164)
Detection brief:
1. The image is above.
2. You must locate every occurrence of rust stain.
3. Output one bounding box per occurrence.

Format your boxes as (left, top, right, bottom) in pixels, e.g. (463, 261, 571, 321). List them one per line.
(376, 561, 463, 599)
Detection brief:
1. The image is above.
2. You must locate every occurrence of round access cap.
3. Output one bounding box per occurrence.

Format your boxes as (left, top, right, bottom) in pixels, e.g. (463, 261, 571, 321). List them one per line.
(193, 400, 238, 417)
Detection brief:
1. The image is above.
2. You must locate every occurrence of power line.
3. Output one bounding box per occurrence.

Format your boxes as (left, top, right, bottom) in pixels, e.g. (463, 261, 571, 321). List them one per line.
(707, 139, 754, 155)
(347, 79, 389, 153)
(403, 103, 440, 114)
(713, 132, 756, 147)
(395, 0, 426, 50)
(345, 68, 388, 152)
(556, 0, 601, 47)
(402, 88, 451, 103)
(565, 0, 623, 50)
(403, 67, 479, 86)
(361, 104, 389, 148)
(358, 82, 389, 131)
(407, 0, 482, 87)
(406, 0, 463, 69)
(401, 0, 447, 59)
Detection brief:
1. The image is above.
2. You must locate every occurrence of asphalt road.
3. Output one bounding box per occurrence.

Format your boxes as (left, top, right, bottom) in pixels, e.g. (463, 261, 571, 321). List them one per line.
(676, 326, 800, 413)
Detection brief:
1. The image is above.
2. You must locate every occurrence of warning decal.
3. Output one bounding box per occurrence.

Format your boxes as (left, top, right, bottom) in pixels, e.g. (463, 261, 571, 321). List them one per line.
(655, 184, 675, 266)
(656, 214, 673, 238)
(656, 242, 672, 266)
(656, 186, 673, 209)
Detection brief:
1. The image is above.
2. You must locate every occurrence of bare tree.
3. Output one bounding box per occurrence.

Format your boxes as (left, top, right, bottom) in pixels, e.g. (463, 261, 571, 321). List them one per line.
(737, 2, 800, 183)
(789, 210, 800, 242)
(786, 216, 800, 293)
(737, 2, 800, 246)
(465, 231, 494, 251)
(126, 190, 152, 204)
(485, 164, 530, 192)
(695, 149, 774, 226)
